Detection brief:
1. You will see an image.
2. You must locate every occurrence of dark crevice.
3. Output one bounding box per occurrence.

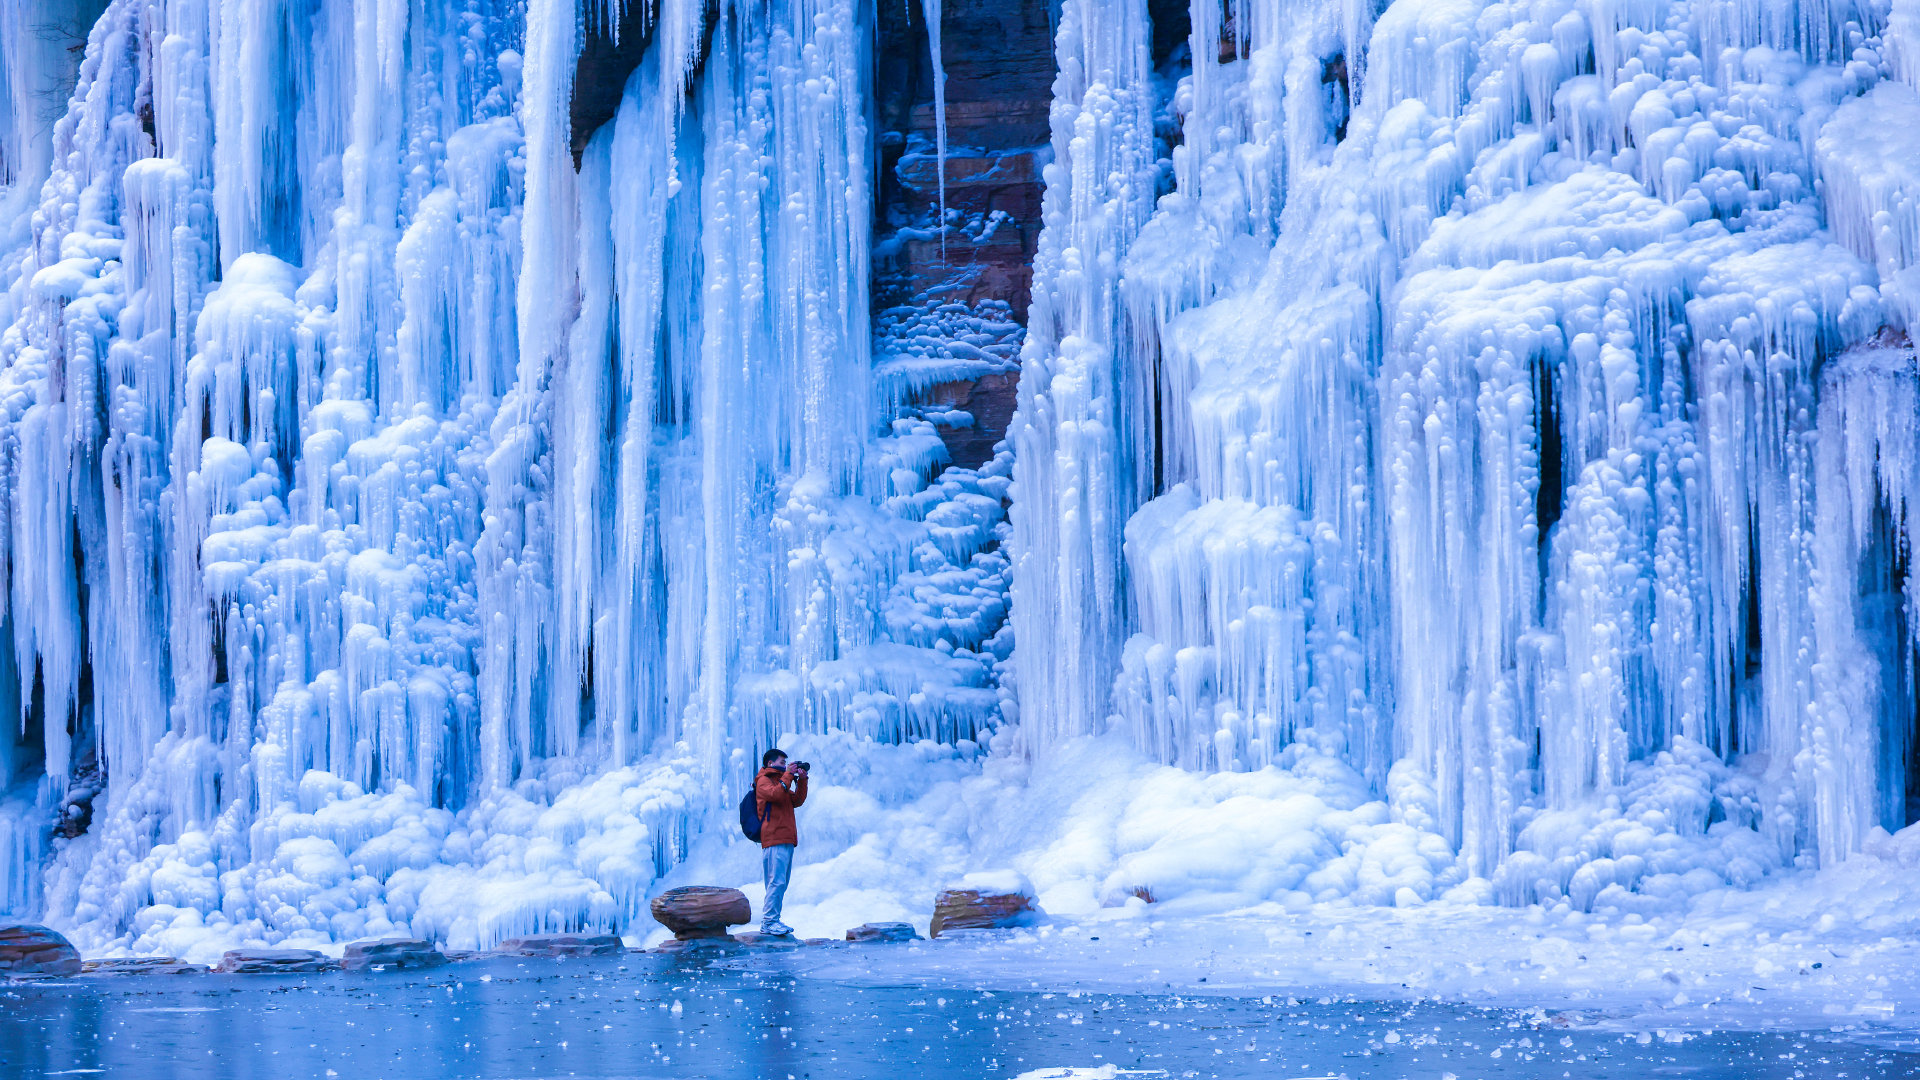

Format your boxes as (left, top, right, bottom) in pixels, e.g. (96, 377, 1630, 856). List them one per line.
(1322, 53, 1350, 143)
(1533, 357, 1564, 580)
(1148, 0, 1190, 71)
(570, 0, 662, 167)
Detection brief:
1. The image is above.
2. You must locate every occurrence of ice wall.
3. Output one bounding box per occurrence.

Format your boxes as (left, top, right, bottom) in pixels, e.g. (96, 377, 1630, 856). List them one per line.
(0, 0, 1010, 951)
(1013, 0, 1920, 897)
(4, 0, 1920, 949)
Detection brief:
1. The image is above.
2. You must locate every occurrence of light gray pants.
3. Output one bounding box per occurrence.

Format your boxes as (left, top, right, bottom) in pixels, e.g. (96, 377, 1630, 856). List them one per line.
(762, 843, 795, 927)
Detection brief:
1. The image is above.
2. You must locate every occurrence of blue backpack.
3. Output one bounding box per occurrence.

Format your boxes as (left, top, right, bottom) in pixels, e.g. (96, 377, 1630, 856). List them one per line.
(739, 787, 769, 842)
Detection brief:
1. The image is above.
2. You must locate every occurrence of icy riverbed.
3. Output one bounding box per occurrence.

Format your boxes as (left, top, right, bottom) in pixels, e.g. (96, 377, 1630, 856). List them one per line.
(786, 905, 1920, 1046)
(2, 948, 1916, 1080)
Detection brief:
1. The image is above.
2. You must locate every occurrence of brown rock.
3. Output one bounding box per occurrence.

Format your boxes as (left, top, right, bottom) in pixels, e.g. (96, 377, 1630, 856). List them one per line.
(81, 957, 203, 975)
(929, 888, 1038, 937)
(493, 933, 624, 957)
(341, 938, 448, 971)
(649, 886, 751, 940)
(0, 924, 82, 977)
(925, 370, 1020, 469)
(847, 922, 920, 943)
(215, 949, 340, 974)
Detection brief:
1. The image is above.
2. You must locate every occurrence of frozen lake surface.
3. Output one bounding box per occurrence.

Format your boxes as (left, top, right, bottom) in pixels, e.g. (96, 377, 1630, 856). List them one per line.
(2, 950, 1916, 1080)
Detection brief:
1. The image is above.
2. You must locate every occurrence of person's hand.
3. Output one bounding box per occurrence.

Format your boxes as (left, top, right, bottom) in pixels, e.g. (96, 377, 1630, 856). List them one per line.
(789, 764, 808, 779)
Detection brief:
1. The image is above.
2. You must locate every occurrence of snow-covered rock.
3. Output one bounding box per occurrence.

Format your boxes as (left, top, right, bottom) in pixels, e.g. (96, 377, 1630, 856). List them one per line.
(215, 949, 338, 974)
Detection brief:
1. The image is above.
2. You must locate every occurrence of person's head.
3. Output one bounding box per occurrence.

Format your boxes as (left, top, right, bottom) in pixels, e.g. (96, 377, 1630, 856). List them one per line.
(762, 748, 788, 770)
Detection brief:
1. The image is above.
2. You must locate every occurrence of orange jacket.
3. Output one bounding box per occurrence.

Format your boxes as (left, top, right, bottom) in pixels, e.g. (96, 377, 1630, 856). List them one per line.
(754, 766, 808, 848)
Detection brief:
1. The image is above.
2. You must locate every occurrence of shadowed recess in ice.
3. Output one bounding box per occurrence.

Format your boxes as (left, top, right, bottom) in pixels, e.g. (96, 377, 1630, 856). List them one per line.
(0, 0, 1918, 958)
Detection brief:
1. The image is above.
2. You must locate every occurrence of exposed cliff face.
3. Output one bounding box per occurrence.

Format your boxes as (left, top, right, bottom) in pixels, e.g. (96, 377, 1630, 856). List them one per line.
(876, 0, 1053, 317)
(872, 0, 1057, 468)
(565, 0, 1057, 468)
(570, 0, 663, 166)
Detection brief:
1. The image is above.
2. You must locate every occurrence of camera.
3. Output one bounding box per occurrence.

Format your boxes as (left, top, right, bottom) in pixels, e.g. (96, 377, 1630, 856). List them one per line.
(789, 761, 811, 772)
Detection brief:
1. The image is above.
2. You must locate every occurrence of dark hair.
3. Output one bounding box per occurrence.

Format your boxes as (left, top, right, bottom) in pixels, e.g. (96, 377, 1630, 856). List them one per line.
(762, 748, 788, 767)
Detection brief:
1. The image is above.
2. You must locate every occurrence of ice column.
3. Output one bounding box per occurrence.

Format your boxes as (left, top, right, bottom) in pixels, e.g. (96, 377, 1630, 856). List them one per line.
(1027, 0, 1915, 883)
(1007, 0, 1158, 752)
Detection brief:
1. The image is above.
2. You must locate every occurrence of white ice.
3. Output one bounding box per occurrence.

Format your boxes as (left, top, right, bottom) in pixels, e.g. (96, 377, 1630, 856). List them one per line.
(1, 0, 1919, 1004)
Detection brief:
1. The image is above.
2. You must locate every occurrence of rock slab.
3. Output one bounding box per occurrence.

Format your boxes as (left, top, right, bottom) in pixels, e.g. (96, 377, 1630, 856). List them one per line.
(652, 936, 740, 954)
(82, 957, 202, 975)
(731, 932, 803, 948)
(494, 933, 624, 957)
(342, 938, 448, 971)
(216, 949, 340, 974)
(847, 922, 920, 943)
(0, 924, 82, 977)
(650, 886, 751, 940)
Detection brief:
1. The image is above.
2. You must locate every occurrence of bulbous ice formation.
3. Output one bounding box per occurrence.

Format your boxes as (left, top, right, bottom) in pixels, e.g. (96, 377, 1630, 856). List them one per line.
(0, 0, 1008, 951)
(0, 0, 1917, 950)
(1015, 0, 1920, 900)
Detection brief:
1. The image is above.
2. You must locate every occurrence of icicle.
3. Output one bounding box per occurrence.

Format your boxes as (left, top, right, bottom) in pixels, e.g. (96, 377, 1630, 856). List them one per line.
(921, 0, 949, 251)
(1007, 0, 1158, 755)
(1, 0, 1914, 947)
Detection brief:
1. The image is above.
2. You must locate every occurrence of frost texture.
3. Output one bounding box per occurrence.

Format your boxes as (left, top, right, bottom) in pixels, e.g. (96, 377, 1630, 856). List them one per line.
(1013, 0, 1920, 891)
(1, 0, 1918, 956)
(0, 0, 1008, 954)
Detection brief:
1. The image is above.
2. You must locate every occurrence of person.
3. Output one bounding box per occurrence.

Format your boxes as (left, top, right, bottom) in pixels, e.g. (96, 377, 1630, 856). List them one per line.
(754, 748, 808, 936)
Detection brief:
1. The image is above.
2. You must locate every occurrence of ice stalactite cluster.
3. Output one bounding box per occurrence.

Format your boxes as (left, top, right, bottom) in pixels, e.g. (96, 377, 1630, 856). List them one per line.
(1007, 0, 1160, 751)
(0, 0, 1008, 955)
(4, 0, 1920, 953)
(1013, 0, 1920, 903)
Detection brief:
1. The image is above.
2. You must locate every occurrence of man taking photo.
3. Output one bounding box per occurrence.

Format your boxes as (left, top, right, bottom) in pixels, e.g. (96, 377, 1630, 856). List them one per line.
(754, 748, 808, 936)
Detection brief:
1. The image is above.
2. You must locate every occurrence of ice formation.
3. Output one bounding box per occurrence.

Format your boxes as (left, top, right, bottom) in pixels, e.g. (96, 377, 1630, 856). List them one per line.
(0, 0, 1918, 957)
(0, 0, 1009, 951)
(1015, 0, 1920, 899)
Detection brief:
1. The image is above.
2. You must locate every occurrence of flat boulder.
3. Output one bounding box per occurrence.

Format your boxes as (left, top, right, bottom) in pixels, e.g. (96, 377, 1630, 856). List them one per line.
(342, 938, 448, 971)
(494, 933, 624, 957)
(929, 871, 1042, 938)
(82, 957, 203, 975)
(216, 949, 340, 974)
(732, 931, 803, 948)
(847, 922, 920, 943)
(0, 924, 82, 977)
(649, 886, 750, 940)
(652, 936, 740, 955)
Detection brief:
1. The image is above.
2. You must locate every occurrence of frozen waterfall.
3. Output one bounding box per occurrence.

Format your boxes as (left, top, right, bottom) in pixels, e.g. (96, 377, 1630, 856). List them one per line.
(0, 0, 1008, 950)
(1016, 0, 1920, 900)
(1, 0, 1918, 954)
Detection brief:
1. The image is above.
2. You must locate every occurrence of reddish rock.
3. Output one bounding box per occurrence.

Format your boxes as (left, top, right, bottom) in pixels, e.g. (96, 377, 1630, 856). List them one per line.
(494, 933, 624, 957)
(215, 949, 339, 974)
(649, 886, 751, 940)
(341, 938, 448, 971)
(82, 957, 203, 975)
(0, 925, 82, 977)
(929, 873, 1042, 937)
(925, 370, 1020, 469)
